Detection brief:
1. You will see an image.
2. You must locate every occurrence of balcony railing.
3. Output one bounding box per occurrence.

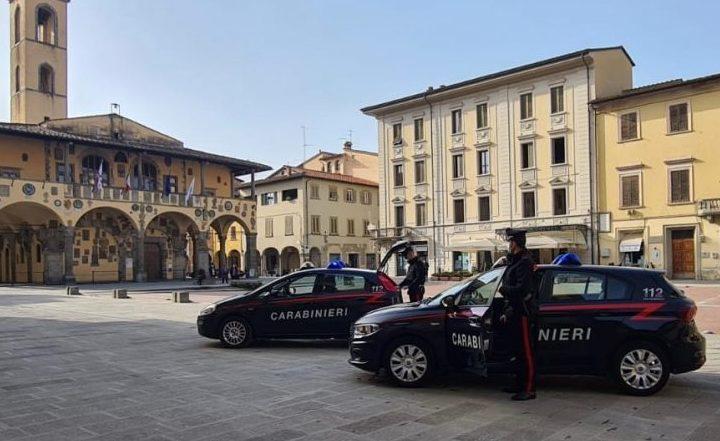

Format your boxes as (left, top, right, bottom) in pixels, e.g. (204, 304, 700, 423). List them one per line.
(698, 198, 720, 216)
(0, 177, 253, 211)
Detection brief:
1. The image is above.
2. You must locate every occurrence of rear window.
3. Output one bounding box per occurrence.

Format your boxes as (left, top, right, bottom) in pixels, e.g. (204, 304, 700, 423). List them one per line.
(318, 273, 370, 293)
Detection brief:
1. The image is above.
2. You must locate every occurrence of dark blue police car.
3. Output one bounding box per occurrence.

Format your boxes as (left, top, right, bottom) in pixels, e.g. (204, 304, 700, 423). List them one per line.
(196, 242, 422, 347)
(348, 263, 705, 395)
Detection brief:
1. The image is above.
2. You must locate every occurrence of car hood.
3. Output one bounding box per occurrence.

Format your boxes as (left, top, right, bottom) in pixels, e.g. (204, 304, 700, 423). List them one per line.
(355, 302, 443, 324)
(216, 291, 258, 307)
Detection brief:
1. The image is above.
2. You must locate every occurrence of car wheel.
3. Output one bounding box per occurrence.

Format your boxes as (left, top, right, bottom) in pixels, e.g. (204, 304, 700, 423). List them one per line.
(384, 338, 433, 387)
(613, 341, 669, 396)
(220, 317, 253, 348)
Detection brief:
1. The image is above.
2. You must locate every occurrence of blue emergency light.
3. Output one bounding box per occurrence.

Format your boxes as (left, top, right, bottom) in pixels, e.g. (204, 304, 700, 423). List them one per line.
(327, 259, 346, 269)
(552, 253, 582, 266)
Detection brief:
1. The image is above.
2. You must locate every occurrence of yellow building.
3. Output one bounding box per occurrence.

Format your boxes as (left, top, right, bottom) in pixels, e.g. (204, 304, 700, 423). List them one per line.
(594, 74, 720, 279)
(243, 142, 380, 275)
(362, 47, 634, 275)
(1, 0, 270, 284)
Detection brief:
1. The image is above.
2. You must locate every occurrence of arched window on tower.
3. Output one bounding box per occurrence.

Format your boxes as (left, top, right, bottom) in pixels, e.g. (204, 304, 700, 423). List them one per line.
(133, 161, 158, 192)
(36, 6, 56, 45)
(14, 6, 21, 44)
(15, 66, 20, 93)
(38, 64, 54, 94)
(81, 155, 109, 186)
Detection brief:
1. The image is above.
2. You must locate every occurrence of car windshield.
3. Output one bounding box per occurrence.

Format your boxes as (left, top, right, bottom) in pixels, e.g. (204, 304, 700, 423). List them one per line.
(423, 268, 505, 307)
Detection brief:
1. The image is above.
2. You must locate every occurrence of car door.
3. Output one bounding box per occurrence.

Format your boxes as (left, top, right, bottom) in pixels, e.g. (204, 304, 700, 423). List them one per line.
(315, 271, 368, 336)
(537, 269, 603, 371)
(445, 268, 503, 370)
(255, 272, 321, 337)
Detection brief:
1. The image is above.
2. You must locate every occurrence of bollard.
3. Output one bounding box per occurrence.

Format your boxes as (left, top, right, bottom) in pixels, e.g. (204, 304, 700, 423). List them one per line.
(172, 291, 190, 303)
(66, 286, 81, 296)
(113, 289, 129, 299)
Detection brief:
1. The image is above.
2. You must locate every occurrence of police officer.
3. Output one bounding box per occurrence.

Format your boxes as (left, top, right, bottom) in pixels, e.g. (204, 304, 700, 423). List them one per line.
(398, 247, 427, 303)
(498, 228, 537, 401)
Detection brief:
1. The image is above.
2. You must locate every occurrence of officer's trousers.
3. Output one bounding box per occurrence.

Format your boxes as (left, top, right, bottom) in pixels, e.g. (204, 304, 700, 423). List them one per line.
(510, 315, 536, 393)
(408, 286, 425, 302)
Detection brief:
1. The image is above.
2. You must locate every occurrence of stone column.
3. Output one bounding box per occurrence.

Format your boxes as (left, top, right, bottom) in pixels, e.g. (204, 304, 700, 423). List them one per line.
(20, 229, 33, 284)
(194, 231, 210, 277)
(244, 233, 258, 278)
(134, 231, 146, 282)
(63, 226, 76, 284)
(172, 236, 188, 280)
(218, 233, 227, 270)
(38, 229, 64, 285)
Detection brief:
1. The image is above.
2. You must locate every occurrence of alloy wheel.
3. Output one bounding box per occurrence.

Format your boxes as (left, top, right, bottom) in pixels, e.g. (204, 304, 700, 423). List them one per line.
(222, 320, 247, 346)
(620, 348, 663, 391)
(389, 344, 428, 383)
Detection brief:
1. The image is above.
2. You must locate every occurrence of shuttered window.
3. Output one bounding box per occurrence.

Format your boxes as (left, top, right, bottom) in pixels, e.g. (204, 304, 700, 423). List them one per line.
(620, 112, 639, 141)
(265, 218, 273, 238)
(478, 196, 491, 221)
(522, 191, 536, 218)
(668, 103, 689, 133)
(670, 169, 690, 203)
(621, 175, 640, 208)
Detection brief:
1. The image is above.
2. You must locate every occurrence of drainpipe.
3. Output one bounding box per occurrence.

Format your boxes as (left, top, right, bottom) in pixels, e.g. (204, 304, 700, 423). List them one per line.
(304, 178, 309, 262)
(423, 90, 438, 273)
(582, 53, 596, 264)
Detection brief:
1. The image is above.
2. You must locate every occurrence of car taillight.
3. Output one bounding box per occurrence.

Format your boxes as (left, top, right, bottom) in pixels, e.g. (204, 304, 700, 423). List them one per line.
(377, 272, 398, 293)
(680, 304, 697, 323)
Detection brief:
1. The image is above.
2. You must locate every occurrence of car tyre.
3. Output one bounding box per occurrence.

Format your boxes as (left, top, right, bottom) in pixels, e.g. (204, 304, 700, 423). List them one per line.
(612, 341, 669, 396)
(220, 317, 253, 348)
(384, 337, 433, 387)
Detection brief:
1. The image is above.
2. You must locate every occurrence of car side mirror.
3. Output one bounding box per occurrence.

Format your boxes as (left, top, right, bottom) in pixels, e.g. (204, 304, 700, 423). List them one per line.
(441, 296, 456, 310)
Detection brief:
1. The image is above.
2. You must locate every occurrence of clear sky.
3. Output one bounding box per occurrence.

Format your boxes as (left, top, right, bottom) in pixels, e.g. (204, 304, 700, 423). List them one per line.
(1, 0, 719, 176)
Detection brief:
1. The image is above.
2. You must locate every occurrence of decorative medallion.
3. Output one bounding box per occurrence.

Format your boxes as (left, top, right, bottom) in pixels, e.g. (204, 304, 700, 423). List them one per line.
(73, 200, 83, 209)
(195, 208, 203, 218)
(241, 211, 246, 217)
(208, 210, 216, 218)
(131, 203, 139, 212)
(224, 201, 232, 211)
(64, 200, 71, 209)
(22, 183, 36, 196)
(54, 199, 62, 207)
(145, 205, 153, 213)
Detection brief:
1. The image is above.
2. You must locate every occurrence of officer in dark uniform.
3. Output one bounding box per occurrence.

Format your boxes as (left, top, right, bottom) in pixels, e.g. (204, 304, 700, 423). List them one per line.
(498, 228, 537, 401)
(398, 247, 427, 303)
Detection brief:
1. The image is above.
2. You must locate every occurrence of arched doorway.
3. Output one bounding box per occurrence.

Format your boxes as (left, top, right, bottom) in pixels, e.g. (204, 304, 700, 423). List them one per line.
(262, 248, 279, 276)
(75, 207, 138, 283)
(0, 202, 65, 284)
(145, 212, 200, 281)
(280, 246, 300, 275)
(309, 247, 321, 268)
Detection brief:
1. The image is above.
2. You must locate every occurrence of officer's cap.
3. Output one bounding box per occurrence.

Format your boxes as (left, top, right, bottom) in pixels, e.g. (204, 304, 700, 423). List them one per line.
(505, 228, 527, 246)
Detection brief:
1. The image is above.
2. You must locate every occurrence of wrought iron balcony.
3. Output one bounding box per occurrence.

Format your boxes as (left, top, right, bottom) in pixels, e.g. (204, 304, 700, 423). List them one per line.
(698, 198, 720, 216)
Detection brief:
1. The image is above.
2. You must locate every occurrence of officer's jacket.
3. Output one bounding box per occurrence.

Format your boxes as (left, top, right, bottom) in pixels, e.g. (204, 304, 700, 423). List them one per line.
(499, 250, 535, 318)
(399, 257, 428, 294)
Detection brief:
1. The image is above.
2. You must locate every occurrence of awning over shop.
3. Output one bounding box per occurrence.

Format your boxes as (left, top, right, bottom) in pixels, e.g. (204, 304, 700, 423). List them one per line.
(619, 236, 643, 253)
(525, 231, 587, 249)
(445, 236, 503, 252)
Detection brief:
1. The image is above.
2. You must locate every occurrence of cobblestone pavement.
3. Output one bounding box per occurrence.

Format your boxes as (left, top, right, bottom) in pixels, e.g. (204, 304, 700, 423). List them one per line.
(0, 287, 719, 441)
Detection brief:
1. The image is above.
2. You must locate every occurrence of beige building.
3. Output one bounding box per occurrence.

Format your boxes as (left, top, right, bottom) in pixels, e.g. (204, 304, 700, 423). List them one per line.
(0, 0, 270, 284)
(362, 47, 635, 275)
(594, 74, 720, 279)
(244, 143, 380, 275)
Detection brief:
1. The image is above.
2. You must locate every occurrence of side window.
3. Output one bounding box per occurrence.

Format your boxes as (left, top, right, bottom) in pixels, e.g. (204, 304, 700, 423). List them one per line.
(457, 270, 502, 306)
(278, 274, 318, 297)
(319, 274, 367, 294)
(605, 276, 632, 301)
(548, 271, 604, 303)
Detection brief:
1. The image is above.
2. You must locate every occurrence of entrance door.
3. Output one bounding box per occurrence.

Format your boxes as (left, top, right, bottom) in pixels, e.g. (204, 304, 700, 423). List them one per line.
(671, 229, 695, 278)
(145, 243, 162, 281)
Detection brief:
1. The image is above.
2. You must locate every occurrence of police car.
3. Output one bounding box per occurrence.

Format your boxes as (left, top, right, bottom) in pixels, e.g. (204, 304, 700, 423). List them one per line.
(348, 261, 706, 396)
(196, 242, 418, 348)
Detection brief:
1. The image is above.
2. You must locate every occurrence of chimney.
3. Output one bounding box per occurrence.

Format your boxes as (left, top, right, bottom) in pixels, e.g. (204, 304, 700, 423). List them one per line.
(343, 141, 352, 151)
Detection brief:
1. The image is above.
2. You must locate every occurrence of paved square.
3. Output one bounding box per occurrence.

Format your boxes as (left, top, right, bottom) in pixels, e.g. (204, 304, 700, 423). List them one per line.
(1, 286, 719, 441)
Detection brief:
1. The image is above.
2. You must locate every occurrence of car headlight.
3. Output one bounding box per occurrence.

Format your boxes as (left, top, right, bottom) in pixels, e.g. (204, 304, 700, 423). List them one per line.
(353, 323, 380, 339)
(198, 304, 216, 316)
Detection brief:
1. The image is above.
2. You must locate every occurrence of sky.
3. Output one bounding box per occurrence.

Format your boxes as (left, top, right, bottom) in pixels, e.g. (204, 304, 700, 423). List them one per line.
(1, 0, 719, 176)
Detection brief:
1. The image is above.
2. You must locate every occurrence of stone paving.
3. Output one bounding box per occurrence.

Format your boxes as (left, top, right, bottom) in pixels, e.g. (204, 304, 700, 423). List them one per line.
(0, 286, 719, 441)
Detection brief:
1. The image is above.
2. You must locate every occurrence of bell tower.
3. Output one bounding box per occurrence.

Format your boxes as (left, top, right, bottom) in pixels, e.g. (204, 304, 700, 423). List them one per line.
(9, 0, 69, 124)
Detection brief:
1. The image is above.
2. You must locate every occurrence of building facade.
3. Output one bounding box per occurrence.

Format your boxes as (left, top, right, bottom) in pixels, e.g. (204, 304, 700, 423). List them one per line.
(594, 74, 720, 279)
(362, 48, 634, 275)
(1, 0, 270, 284)
(245, 143, 380, 275)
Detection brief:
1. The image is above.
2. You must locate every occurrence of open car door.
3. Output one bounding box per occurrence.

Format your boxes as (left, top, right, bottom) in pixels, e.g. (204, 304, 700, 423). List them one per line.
(444, 268, 505, 373)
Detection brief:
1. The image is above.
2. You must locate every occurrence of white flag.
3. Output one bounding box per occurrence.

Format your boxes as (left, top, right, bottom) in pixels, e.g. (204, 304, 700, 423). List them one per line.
(122, 172, 131, 195)
(185, 177, 195, 205)
(94, 160, 104, 193)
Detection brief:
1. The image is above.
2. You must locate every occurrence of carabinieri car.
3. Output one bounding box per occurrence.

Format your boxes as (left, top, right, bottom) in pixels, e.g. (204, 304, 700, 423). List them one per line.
(196, 241, 422, 348)
(348, 263, 706, 396)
